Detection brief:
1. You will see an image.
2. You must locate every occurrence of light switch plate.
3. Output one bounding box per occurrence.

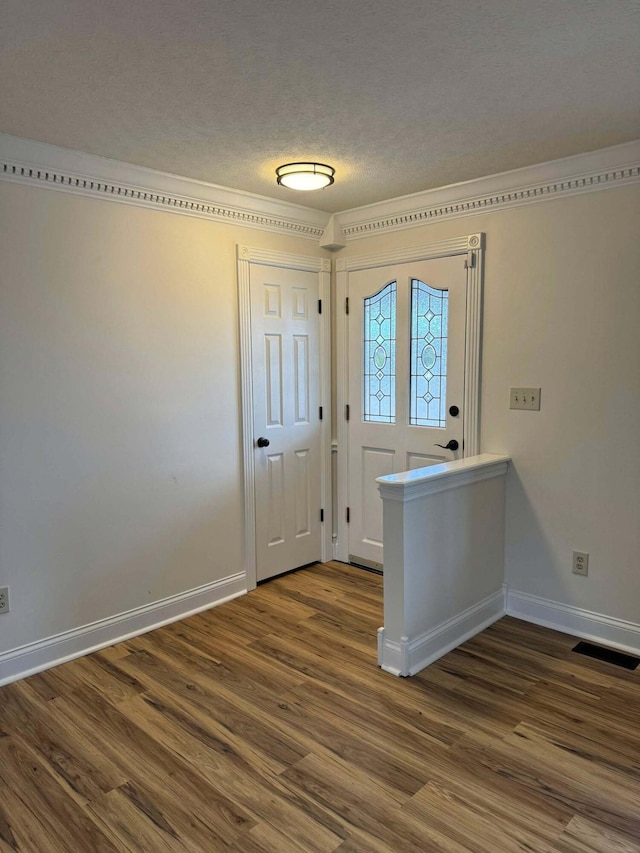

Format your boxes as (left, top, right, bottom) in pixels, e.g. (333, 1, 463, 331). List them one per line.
(510, 387, 541, 410)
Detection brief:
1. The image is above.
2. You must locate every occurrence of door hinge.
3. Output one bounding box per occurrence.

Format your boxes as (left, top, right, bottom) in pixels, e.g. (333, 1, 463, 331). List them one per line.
(464, 251, 476, 269)
(318, 299, 322, 314)
(345, 297, 349, 314)
(346, 507, 350, 523)
(345, 404, 350, 421)
(320, 508, 324, 523)
(319, 406, 323, 421)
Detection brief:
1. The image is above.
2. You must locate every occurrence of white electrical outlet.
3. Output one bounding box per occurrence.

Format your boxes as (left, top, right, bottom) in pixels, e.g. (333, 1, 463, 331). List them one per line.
(572, 551, 589, 577)
(0, 586, 9, 614)
(509, 387, 541, 410)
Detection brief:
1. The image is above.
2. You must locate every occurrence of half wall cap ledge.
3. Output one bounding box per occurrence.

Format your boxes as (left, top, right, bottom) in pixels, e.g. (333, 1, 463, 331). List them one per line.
(377, 453, 510, 502)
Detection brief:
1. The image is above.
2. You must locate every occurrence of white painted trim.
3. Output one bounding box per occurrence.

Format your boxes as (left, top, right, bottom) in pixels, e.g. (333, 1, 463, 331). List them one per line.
(319, 266, 333, 563)
(377, 627, 410, 678)
(236, 247, 332, 588)
(330, 440, 339, 556)
(0, 133, 330, 239)
(319, 214, 347, 251)
(335, 263, 350, 562)
(236, 246, 328, 271)
(237, 248, 258, 590)
(377, 453, 510, 503)
(335, 140, 640, 239)
(336, 235, 479, 271)
(335, 235, 485, 560)
(0, 573, 246, 687)
(464, 238, 483, 457)
(379, 583, 640, 678)
(3, 133, 638, 244)
(379, 588, 505, 676)
(506, 589, 640, 658)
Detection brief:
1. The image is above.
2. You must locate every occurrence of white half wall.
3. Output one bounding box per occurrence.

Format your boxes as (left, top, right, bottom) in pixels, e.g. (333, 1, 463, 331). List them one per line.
(377, 454, 509, 676)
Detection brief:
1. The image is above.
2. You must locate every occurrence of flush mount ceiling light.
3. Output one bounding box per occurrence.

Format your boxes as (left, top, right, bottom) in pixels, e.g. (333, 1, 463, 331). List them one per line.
(276, 162, 335, 191)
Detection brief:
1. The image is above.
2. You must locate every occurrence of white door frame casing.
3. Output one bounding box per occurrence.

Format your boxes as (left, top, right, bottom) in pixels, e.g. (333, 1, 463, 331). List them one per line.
(237, 246, 332, 589)
(335, 233, 485, 562)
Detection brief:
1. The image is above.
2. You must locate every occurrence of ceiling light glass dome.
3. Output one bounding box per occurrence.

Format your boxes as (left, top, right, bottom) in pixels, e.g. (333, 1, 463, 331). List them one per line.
(276, 162, 335, 191)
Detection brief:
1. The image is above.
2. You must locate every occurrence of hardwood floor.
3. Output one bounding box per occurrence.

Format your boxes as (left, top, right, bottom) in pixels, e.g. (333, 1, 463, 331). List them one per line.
(1, 561, 639, 852)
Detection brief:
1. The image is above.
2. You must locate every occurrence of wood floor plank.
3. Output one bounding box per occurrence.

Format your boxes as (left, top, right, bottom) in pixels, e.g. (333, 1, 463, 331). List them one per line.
(129, 620, 308, 701)
(247, 631, 463, 749)
(450, 729, 640, 840)
(62, 652, 147, 706)
(52, 685, 257, 849)
(0, 680, 127, 800)
(403, 756, 569, 850)
(551, 815, 640, 852)
(503, 724, 640, 836)
(281, 679, 450, 797)
(237, 821, 336, 853)
(86, 786, 184, 853)
(404, 779, 560, 852)
(1, 561, 638, 851)
(115, 644, 311, 774)
(14, 660, 86, 701)
(280, 751, 457, 853)
(114, 692, 345, 852)
(0, 735, 122, 853)
(511, 718, 640, 782)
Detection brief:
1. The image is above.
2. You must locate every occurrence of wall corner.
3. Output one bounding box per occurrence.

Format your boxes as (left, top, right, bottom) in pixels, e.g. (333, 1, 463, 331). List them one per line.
(319, 214, 347, 251)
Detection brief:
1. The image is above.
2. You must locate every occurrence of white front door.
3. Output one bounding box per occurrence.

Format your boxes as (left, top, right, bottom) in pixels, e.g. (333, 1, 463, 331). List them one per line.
(249, 263, 323, 581)
(346, 253, 468, 570)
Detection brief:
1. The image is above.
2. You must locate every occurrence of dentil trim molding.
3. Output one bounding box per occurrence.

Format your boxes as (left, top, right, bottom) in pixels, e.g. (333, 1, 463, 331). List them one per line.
(2, 133, 638, 243)
(334, 140, 640, 240)
(0, 133, 330, 239)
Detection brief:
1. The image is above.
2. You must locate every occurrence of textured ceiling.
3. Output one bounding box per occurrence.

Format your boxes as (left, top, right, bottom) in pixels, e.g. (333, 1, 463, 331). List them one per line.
(1, 0, 639, 213)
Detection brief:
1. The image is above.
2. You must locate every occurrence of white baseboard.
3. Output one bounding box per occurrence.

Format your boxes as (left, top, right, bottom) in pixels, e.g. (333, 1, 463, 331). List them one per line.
(378, 588, 505, 677)
(0, 573, 246, 687)
(377, 627, 409, 677)
(506, 588, 640, 657)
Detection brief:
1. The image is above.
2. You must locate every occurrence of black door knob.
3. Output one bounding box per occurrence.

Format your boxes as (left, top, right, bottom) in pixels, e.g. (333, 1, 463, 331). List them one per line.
(256, 437, 270, 448)
(434, 439, 459, 451)
(449, 405, 460, 417)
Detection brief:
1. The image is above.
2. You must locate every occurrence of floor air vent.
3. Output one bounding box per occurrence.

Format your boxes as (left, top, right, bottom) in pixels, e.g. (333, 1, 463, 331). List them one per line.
(572, 641, 639, 670)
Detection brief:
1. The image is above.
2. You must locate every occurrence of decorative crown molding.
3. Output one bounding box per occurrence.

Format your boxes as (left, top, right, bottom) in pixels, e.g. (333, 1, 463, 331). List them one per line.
(0, 133, 330, 240)
(2, 134, 639, 244)
(335, 140, 640, 240)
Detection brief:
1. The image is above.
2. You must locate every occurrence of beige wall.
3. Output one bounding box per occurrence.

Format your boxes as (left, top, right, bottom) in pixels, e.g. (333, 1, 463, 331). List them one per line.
(338, 185, 640, 623)
(1, 175, 638, 661)
(0, 181, 325, 653)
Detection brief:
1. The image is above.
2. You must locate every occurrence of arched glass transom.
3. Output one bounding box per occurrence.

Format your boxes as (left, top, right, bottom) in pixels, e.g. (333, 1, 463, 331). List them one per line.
(410, 279, 448, 427)
(363, 281, 396, 423)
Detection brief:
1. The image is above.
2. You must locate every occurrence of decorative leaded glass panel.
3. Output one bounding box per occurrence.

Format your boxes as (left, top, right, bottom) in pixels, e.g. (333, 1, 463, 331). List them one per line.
(410, 280, 448, 427)
(363, 281, 396, 423)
